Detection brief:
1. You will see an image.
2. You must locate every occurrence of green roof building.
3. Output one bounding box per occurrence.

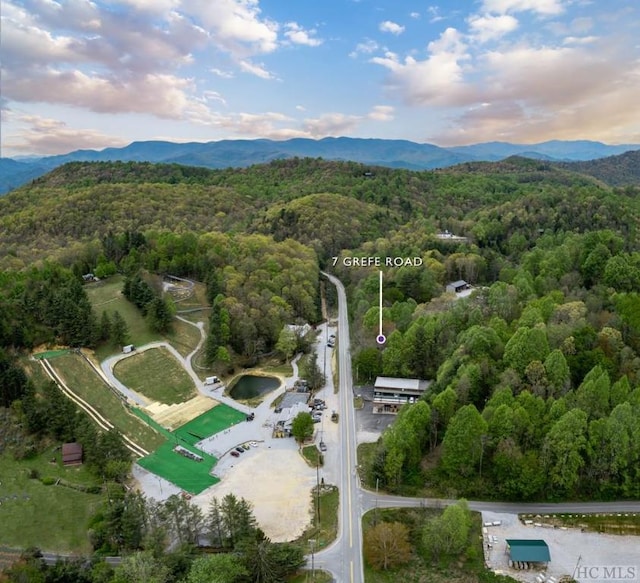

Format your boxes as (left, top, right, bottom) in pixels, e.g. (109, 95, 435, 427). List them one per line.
(505, 539, 551, 563)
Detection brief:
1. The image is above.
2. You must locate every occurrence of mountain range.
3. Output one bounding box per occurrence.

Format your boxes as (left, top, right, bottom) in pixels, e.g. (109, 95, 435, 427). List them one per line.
(1, 137, 639, 195)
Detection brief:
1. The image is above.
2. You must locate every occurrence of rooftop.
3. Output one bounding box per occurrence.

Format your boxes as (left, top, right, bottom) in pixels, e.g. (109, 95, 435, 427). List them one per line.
(505, 539, 551, 562)
(374, 377, 429, 392)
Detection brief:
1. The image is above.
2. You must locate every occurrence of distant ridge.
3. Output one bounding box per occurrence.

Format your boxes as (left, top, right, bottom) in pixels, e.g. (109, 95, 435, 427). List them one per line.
(1, 137, 639, 195)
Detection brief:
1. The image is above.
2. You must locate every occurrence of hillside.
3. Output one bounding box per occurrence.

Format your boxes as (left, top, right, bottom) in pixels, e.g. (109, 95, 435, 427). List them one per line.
(2, 137, 639, 195)
(554, 149, 640, 186)
(1, 157, 639, 271)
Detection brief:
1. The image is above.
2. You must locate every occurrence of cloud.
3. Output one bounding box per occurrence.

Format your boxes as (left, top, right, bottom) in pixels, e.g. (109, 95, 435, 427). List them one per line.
(468, 13, 519, 42)
(426, 6, 445, 23)
(429, 40, 640, 144)
(379, 21, 405, 35)
(410, 12, 420, 19)
(371, 28, 471, 106)
(349, 38, 380, 58)
(303, 113, 363, 137)
(5, 115, 128, 155)
(239, 59, 276, 79)
(4, 69, 195, 118)
(284, 22, 323, 47)
(368, 105, 395, 121)
(210, 68, 235, 78)
(482, 0, 564, 15)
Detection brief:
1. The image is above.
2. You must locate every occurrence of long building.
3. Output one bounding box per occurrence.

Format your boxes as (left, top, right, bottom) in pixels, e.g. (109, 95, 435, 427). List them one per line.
(373, 376, 430, 414)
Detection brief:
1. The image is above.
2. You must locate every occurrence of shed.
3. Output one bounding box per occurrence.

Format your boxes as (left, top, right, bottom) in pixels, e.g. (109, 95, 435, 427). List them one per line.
(62, 442, 83, 466)
(446, 280, 469, 294)
(505, 539, 550, 563)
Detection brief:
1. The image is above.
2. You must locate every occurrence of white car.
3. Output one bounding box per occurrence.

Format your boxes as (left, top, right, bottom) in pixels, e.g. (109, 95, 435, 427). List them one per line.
(250, 441, 258, 447)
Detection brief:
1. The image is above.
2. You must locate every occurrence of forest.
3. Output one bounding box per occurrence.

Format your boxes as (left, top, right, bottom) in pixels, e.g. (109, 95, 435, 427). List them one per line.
(1, 156, 640, 579)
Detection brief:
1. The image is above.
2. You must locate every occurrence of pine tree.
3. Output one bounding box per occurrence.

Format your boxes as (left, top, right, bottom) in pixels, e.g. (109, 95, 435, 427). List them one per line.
(111, 311, 130, 346)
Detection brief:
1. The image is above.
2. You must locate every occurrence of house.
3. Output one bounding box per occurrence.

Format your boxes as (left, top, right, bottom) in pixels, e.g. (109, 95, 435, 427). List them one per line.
(62, 442, 83, 466)
(436, 230, 469, 242)
(373, 376, 430, 414)
(446, 280, 469, 294)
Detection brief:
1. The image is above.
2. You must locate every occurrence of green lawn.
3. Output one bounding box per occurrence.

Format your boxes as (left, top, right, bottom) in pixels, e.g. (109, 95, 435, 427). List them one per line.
(0, 450, 103, 553)
(51, 353, 165, 453)
(113, 347, 196, 404)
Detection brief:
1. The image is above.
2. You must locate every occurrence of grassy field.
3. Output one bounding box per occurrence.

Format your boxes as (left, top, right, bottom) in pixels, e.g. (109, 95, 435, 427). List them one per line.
(164, 318, 202, 358)
(0, 449, 103, 553)
(113, 347, 196, 404)
(50, 353, 165, 453)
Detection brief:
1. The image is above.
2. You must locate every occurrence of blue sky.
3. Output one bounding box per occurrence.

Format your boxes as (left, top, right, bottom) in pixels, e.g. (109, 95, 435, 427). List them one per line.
(1, 0, 639, 156)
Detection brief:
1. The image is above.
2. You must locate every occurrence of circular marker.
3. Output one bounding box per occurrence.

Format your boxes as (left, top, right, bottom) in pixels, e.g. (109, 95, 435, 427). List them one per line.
(376, 334, 386, 345)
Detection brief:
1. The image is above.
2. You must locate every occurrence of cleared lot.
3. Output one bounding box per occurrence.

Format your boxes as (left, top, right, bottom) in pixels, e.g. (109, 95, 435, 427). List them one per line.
(192, 447, 316, 542)
(482, 511, 640, 583)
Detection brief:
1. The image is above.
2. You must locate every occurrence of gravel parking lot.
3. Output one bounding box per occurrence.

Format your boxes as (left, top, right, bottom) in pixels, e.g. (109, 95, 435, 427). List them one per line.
(482, 511, 640, 583)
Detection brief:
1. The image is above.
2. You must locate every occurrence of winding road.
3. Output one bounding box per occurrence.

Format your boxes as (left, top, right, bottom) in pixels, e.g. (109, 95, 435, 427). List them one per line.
(315, 273, 640, 583)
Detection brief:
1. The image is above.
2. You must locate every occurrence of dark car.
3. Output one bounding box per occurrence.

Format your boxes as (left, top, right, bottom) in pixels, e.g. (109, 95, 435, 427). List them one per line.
(235, 447, 244, 453)
(319, 441, 327, 452)
(230, 450, 240, 458)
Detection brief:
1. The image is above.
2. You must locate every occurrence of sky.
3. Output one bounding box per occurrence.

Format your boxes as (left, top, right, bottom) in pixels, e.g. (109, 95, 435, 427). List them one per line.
(1, 0, 639, 157)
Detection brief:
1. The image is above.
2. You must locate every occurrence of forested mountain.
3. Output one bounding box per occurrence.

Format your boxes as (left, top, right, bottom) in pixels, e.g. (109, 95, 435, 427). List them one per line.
(2, 157, 638, 271)
(2, 137, 639, 195)
(2, 155, 640, 506)
(554, 149, 640, 186)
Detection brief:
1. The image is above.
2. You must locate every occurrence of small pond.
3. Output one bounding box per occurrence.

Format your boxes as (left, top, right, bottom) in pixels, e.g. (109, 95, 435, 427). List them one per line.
(229, 374, 280, 400)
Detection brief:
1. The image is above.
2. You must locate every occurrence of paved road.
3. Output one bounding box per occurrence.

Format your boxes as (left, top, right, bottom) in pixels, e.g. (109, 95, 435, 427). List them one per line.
(314, 273, 363, 583)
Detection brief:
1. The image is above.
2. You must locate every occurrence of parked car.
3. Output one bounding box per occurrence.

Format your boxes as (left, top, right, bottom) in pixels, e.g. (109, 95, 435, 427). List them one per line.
(242, 443, 250, 450)
(319, 441, 327, 452)
(230, 451, 240, 458)
(235, 447, 244, 453)
(312, 416, 321, 423)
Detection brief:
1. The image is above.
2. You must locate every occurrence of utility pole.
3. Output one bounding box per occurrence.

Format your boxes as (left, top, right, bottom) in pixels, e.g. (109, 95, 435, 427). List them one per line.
(316, 460, 321, 524)
(309, 539, 316, 580)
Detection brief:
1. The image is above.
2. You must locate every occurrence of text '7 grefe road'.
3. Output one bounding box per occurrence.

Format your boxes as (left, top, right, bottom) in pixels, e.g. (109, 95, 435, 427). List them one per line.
(315, 273, 640, 583)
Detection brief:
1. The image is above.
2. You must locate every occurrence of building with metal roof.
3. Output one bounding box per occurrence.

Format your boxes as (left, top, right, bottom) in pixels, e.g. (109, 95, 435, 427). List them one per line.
(373, 376, 431, 414)
(505, 539, 551, 563)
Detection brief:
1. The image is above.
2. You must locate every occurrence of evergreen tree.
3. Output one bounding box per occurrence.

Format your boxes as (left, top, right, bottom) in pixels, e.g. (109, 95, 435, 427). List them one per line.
(111, 311, 130, 346)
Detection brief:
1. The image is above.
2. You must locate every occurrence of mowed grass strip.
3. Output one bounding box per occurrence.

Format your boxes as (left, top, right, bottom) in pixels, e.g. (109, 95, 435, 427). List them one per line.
(51, 353, 165, 452)
(0, 451, 103, 553)
(113, 347, 196, 404)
